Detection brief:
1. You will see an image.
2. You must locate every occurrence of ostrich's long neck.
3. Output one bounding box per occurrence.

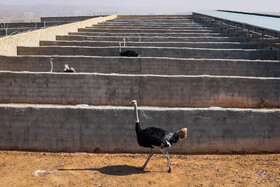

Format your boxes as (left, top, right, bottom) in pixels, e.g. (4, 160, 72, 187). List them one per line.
(50, 61, 53, 72)
(134, 104, 139, 123)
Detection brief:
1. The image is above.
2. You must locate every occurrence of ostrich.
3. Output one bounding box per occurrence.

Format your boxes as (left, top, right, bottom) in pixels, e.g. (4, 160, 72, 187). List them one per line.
(49, 58, 54, 72)
(64, 64, 76, 73)
(120, 50, 140, 57)
(129, 100, 187, 173)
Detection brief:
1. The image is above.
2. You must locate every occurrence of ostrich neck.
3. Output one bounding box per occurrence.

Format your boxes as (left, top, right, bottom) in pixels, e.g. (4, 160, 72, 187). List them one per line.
(50, 62, 53, 72)
(134, 104, 139, 123)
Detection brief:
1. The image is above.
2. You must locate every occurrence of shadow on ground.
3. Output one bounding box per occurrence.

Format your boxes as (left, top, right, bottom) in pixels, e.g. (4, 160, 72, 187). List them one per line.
(58, 165, 149, 176)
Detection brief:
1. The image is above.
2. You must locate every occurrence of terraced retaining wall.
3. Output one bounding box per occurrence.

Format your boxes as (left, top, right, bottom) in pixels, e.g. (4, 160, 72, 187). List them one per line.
(0, 72, 279, 108)
(0, 15, 117, 56)
(1, 56, 279, 77)
(0, 105, 279, 153)
(17, 46, 279, 60)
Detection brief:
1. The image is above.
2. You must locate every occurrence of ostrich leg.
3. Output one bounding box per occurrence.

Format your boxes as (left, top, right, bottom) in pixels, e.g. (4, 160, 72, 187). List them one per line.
(137, 148, 154, 170)
(160, 147, 172, 173)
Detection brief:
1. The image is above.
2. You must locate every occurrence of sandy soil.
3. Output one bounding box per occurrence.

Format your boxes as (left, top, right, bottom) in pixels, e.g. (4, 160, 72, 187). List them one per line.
(0, 151, 279, 186)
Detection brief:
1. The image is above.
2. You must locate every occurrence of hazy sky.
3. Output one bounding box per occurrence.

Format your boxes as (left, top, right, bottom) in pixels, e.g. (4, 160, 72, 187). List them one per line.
(2, 0, 280, 13)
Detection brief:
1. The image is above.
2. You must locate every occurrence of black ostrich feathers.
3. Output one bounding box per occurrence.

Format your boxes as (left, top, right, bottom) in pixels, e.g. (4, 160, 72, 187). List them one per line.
(120, 50, 140, 57)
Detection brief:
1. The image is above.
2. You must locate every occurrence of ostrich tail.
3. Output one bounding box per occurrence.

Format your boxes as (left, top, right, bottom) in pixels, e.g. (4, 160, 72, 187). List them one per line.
(178, 128, 188, 140)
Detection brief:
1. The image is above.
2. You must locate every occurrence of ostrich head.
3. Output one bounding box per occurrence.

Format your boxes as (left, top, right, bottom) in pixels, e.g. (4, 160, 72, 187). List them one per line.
(50, 58, 54, 62)
(129, 100, 137, 106)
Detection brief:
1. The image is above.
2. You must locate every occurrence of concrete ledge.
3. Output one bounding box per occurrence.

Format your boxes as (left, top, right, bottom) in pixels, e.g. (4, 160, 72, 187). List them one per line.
(1, 56, 279, 77)
(40, 16, 106, 22)
(0, 71, 279, 108)
(56, 35, 246, 42)
(0, 104, 279, 153)
(40, 40, 258, 49)
(98, 23, 204, 27)
(68, 32, 224, 37)
(86, 26, 213, 29)
(117, 15, 192, 18)
(17, 46, 279, 60)
(77, 28, 217, 33)
(0, 15, 117, 56)
(102, 19, 193, 22)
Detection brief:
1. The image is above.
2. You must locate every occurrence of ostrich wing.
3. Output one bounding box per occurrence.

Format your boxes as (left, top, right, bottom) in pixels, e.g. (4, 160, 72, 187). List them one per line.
(143, 127, 173, 147)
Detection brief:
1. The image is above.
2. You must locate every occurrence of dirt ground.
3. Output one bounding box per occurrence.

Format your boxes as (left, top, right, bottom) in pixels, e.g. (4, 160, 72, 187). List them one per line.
(0, 151, 279, 186)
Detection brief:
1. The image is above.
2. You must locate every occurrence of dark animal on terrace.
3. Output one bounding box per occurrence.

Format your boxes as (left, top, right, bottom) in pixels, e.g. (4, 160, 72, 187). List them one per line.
(129, 100, 187, 173)
(120, 50, 140, 57)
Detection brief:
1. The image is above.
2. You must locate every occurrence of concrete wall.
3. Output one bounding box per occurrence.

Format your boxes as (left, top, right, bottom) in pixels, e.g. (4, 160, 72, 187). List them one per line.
(0, 22, 45, 28)
(0, 71, 279, 108)
(85, 26, 213, 30)
(0, 15, 117, 56)
(0, 105, 279, 153)
(39, 40, 258, 49)
(56, 35, 246, 42)
(77, 28, 217, 33)
(40, 16, 107, 22)
(69, 32, 224, 37)
(117, 15, 192, 18)
(17, 46, 279, 60)
(1, 55, 279, 77)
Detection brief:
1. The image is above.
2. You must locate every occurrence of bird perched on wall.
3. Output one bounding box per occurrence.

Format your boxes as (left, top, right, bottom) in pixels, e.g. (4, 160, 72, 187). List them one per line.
(49, 58, 54, 72)
(64, 64, 76, 73)
(120, 50, 140, 57)
(129, 100, 187, 173)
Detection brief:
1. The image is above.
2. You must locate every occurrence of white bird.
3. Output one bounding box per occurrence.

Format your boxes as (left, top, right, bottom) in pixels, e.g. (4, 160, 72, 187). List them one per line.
(64, 64, 76, 73)
(49, 58, 54, 72)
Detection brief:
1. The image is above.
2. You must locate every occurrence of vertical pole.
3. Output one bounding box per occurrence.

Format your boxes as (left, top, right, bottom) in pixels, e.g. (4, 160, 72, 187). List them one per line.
(214, 19, 216, 27)
(227, 21, 230, 34)
(220, 21, 223, 31)
(247, 28, 250, 41)
(235, 24, 239, 35)
(261, 30, 264, 43)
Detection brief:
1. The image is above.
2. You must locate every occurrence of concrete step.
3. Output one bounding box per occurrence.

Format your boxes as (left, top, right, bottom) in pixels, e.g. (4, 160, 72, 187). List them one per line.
(86, 26, 213, 30)
(40, 40, 258, 49)
(105, 20, 193, 24)
(0, 28, 37, 36)
(98, 23, 200, 27)
(0, 21, 74, 28)
(56, 35, 246, 42)
(68, 32, 225, 38)
(0, 104, 279, 153)
(17, 46, 278, 60)
(110, 17, 191, 21)
(1, 55, 279, 77)
(78, 28, 217, 33)
(0, 71, 279, 108)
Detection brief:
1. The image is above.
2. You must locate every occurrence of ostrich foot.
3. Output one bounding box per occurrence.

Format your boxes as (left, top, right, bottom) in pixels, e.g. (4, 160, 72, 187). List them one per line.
(135, 166, 145, 170)
(167, 167, 172, 173)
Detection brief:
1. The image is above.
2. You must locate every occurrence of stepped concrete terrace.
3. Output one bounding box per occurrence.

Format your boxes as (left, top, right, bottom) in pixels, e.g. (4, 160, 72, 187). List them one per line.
(68, 32, 225, 37)
(0, 16, 105, 37)
(0, 71, 279, 108)
(0, 104, 279, 153)
(17, 46, 279, 60)
(0, 15, 279, 154)
(40, 41, 259, 49)
(55, 35, 247, 42)
(1, 56, 279, 77)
